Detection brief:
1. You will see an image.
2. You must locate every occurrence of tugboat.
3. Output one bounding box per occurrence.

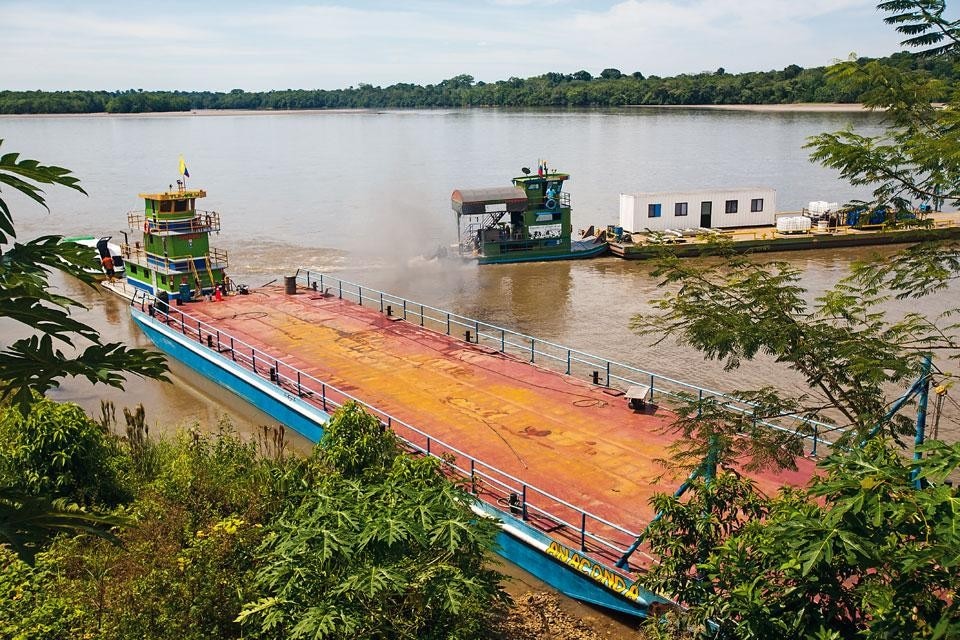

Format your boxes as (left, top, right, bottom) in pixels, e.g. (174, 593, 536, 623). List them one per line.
(452, 163, 608, 264)
(120, 183, 229, 301)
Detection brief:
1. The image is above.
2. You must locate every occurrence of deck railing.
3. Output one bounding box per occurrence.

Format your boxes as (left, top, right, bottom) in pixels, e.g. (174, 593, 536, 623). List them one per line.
(128, 209, 222, 234)
(134, 295, 655, 572)
(296, 271, 843, 456)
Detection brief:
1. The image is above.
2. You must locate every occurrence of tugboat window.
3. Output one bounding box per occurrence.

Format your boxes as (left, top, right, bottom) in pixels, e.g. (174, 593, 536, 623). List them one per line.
(675, 202, 688, 216)
(751, 198, 764, 212)
(160, 201, 173, 212)
(174, 199, 188, 212)
(725, 200, 738, 214)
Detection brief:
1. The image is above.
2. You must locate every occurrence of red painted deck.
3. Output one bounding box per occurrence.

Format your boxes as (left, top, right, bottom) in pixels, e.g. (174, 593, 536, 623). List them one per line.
(178, 285, 815, 569)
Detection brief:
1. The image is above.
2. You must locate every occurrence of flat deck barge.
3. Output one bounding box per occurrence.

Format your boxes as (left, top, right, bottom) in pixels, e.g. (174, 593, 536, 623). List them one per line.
(131, 275, 817, 614)
(611, 212, 960, 259)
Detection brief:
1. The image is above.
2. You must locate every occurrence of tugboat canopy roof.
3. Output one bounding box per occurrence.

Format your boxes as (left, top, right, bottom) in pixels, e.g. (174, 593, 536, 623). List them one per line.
(451, 187, 528, 215)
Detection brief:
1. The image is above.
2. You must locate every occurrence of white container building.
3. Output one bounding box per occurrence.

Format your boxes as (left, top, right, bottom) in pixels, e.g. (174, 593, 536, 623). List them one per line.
(619, 188, 777, 232)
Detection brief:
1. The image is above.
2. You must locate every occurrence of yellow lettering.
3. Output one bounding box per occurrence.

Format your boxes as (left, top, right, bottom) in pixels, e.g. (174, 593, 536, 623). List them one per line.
(625, 583, 640, 602)
(579, 557, 591, 574)
(614, 576, 626, 593)
(591, 565, 603, 579)
(602, 568, 615, 588)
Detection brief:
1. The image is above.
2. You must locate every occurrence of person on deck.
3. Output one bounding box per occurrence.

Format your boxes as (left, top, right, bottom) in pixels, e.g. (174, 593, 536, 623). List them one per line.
(101, 255, 115, 281)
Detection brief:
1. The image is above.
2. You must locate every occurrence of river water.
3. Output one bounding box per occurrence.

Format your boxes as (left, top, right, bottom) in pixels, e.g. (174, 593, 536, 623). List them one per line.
(2, 108, 957, 443)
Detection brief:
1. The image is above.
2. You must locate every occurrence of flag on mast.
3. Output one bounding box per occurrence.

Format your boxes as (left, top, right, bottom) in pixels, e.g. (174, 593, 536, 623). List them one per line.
(178, 155, 190, 179)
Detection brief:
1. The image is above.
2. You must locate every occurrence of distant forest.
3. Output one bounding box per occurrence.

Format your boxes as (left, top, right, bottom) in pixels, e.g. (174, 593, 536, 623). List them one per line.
(2, 52, 956, 114)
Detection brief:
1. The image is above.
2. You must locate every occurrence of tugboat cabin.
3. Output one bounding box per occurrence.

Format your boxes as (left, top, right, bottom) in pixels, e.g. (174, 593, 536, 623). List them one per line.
(122, 186, 228, 301)
(453, 168, 589, 264)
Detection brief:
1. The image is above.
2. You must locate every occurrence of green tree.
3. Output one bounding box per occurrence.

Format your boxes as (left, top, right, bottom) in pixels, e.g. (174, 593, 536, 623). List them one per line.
(238, 402, 507, 640)
(637, 3, 960, 637)
(807, 1, 960, 213)
(0, 141, 168, 411)
(0, 142, 168, 560)
(0, 396, 130, 506)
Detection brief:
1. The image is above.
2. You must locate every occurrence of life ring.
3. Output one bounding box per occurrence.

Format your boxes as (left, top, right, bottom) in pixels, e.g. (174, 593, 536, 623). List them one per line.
(144, 220, 150, 234)
(545, 198, 557, 210)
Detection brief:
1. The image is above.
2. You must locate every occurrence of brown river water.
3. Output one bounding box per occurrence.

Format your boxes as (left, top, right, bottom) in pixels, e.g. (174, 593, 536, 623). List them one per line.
(2, 107, 956, 441)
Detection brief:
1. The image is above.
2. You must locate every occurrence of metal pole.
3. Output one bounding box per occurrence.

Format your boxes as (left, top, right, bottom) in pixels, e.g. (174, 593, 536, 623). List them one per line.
(605, 361, 610, 388)
(403, 299, 407, 320)
(380, 292, 384, 313)
(420, 304, 424, 326)
(616, 466, 702, 569)
(446, 313, 450, 335)
(530, 339, 535, 363)
(566, 350, 571, 375)
(580, 513, 587, 551)
(911, 355, 932, 489)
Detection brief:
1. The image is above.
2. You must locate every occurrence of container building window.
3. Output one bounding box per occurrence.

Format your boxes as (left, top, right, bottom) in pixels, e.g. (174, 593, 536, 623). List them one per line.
(675, 202, 688, 217)
(725, 200, 738, 214)
(751, 198, 764, 212)
(648, 203, 662, 218)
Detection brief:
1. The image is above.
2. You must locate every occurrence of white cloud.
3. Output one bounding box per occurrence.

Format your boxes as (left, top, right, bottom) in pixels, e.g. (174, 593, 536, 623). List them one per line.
(0, 0, 902, 90)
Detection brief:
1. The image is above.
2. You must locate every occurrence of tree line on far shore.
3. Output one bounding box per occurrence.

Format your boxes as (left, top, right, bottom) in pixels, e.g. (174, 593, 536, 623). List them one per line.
(1, 51, 956, 114)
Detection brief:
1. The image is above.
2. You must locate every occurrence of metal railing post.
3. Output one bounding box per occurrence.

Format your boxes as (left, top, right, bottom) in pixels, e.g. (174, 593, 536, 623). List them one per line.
(650, 374, 655, 400)
(580, 513, 587, 551)
(403, 299, 407, 320)
(322, 383, 327, 410)
(297, 371, 302, 397)
(380, 292, 384, 313)
(521, 485, 528, 520)
(606, 361, 611, 387)
(446, 313, 450, 335)
(420, 304, 424, 326)
(530, 339, 535, 362)
(252, 350, 256, 372)
(566, 350, 571, 375)
(230, 338, 235, 361)
(501, 329, 505, 352)
(470, 459, 476, 494)
(338, 281, 342, 299)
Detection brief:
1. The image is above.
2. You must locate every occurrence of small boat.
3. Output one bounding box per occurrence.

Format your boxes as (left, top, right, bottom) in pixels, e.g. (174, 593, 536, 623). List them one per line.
(452, 163, 608, 264)
(63, 235, 126, 279)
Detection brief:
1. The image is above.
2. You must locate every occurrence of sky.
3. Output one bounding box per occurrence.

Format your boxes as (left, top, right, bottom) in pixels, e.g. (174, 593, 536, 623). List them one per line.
(0, 0, 910, 91)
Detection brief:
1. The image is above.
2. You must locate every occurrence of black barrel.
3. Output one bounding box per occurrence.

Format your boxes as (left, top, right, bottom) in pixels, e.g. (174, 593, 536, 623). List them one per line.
(284, 276, 297, 295)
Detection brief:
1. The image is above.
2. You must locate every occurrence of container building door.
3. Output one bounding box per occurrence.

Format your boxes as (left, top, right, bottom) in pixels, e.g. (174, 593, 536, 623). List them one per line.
(700, 201, 712, 228)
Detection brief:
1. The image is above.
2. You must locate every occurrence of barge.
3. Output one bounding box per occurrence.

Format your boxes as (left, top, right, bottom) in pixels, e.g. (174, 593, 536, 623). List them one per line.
(609, 212, 960, 259)
(130, 280, 819, 617)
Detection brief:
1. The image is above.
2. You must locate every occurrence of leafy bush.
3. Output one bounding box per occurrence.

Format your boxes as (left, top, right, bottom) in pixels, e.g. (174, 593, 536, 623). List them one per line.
(0, 397, 130, 507)
(239, 402, 507, 639)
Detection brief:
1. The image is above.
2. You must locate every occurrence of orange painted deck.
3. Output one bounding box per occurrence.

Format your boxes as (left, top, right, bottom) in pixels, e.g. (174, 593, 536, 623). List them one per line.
(180, 285, 815, 569)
